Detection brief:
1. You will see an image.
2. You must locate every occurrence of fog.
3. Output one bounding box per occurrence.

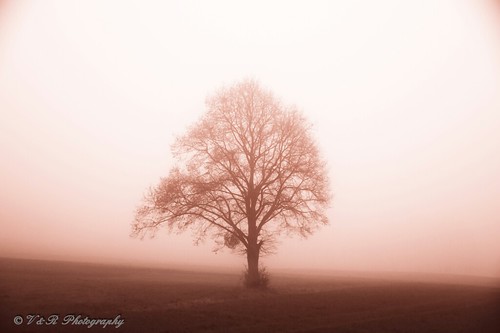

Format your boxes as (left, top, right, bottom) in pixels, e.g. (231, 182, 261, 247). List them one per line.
(1, 0, 499, 278)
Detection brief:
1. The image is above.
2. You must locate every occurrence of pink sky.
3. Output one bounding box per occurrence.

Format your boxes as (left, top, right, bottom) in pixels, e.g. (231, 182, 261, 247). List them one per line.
(1, 0, 499, 277)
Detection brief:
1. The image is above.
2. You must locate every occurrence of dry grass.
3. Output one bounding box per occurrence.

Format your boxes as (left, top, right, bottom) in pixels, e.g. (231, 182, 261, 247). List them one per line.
(1, 258, 499, 333)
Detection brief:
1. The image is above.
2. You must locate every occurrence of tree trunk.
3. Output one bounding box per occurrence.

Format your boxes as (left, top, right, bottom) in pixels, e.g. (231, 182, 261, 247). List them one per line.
(246, 244, 260, 288)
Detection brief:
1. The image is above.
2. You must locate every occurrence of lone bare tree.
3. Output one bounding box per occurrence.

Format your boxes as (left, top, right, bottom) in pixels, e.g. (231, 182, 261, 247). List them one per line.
(132, 80, 331, 288)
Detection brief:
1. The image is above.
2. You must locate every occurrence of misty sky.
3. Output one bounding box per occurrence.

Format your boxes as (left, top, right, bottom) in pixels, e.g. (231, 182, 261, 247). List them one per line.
(1, 0, 499, 277)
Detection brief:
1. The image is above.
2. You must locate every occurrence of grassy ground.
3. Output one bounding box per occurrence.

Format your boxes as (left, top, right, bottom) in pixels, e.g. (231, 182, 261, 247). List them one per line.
(1, 258, 499, 333)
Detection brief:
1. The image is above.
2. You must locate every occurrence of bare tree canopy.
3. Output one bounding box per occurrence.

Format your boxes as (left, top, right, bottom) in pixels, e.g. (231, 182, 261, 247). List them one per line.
(132, 79, 331, 287)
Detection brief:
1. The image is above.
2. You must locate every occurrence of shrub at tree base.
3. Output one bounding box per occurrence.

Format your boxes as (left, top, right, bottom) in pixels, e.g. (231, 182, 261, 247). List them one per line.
(243, 266, 270, 289)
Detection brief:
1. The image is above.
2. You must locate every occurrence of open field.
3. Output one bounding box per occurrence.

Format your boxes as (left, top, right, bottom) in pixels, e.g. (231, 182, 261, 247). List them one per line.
(1, 258, 499, 333)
